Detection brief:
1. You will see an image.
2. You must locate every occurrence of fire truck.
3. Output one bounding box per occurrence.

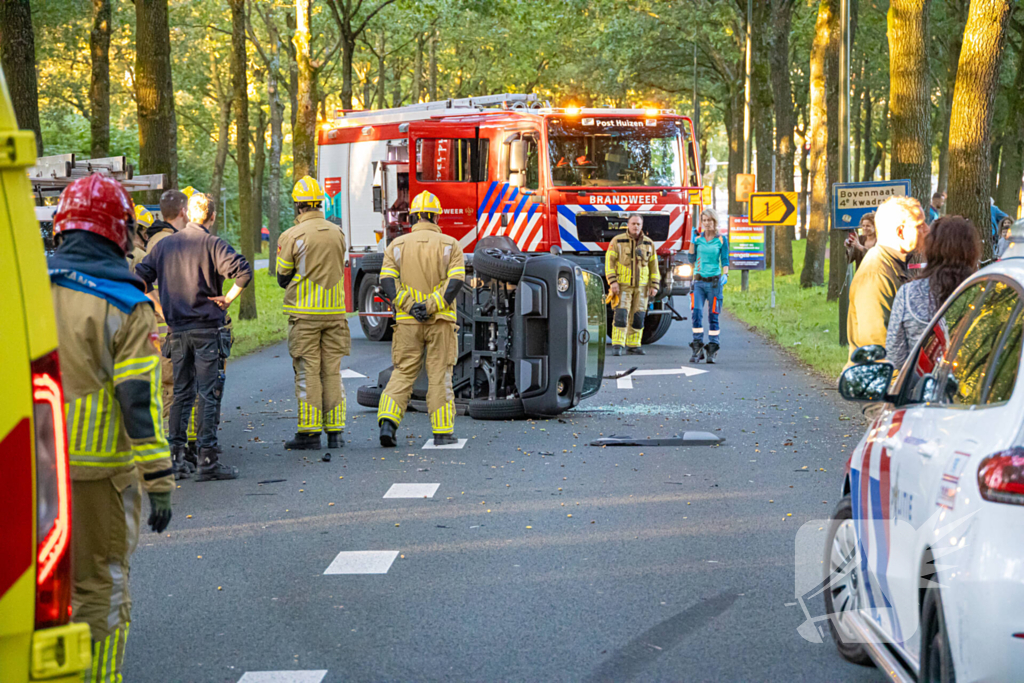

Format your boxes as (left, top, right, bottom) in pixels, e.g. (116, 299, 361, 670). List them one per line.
(316, 93, 703, 343)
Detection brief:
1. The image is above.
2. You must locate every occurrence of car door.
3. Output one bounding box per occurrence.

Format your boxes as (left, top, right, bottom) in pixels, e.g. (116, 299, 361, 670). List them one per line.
(408, 121, 483, 248)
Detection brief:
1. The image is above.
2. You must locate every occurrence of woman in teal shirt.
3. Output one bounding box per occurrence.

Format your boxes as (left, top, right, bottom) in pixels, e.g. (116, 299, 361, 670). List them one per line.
(690, 209, 729, 363)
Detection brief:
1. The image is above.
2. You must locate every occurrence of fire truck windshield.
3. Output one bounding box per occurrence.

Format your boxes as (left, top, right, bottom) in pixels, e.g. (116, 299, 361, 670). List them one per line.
(547, 117, 684, 188)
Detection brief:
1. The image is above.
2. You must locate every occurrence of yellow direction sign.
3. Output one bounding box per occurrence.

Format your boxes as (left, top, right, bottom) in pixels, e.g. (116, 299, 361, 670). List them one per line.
(749, 191, 798, 226)
(735, 174, 756, 202)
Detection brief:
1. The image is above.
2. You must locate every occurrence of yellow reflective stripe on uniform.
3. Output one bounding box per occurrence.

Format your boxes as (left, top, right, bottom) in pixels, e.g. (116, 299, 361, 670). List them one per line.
(298, 400, 323, 432)
(393, 285, 456, 322)
(381, 266, 400, 278)
(132, 443, 170, 462)
(430, 401, 455, 434)
(325, 397, 346, 430)
(284, 276, 347, 315)
(377, 392, 404, 425)
(605, 249, 618, 280)
(277, 255, 294, 271)
(447, 266, 466, 278)
(611, 326, 627, 346)
(66, 389, 121, 458)
(626, 330, 642, 347)
(616, 262, 633, 287)
(430, 290, 445, 310)
(112, 356, 159, 381)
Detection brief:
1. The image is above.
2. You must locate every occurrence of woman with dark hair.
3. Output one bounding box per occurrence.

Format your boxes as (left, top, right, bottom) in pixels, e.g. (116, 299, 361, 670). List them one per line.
(886, 215, 980, 368)
(844, 212, 877, 268)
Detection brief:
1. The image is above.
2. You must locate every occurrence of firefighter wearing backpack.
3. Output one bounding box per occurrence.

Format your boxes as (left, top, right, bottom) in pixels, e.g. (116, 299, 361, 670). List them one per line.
(605, 213, 660, 355)
(277, 176, 352, 450)
(47, 174, 174, 683)
(377, 190, 465, 447)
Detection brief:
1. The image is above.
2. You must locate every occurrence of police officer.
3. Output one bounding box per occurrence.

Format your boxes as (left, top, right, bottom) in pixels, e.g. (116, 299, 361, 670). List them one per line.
(377, 191, 465, 447)
(47, 174, 174, 682)
(277, 176, 352, 450)
(605, 213, 660, 355)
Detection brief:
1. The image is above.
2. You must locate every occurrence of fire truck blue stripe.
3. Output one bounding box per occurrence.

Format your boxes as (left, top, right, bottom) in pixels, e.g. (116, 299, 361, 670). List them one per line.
(506, 187, 519, 205)
(478, 181, 498, 218)
(526, 204, 539, 224)
(486, 183, 509, 224)
(512, 195, 529, 224)
(559, 227, 587, 251)
(556, 204, 577, 222)
(609, 204, 624, 212)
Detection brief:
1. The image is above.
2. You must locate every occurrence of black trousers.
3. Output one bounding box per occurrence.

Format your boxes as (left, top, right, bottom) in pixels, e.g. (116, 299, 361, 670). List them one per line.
(168, 328, 223, 449)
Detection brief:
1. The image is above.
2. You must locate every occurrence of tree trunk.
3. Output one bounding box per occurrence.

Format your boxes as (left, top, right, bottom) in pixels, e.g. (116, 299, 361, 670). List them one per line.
(769, 0, 796, 274)
(230, 0, 256, 321)
(292, 0, 316, 183)
(0, 0, 42, 155)
(89, 0, 111, 158)
(252, 108, 267, 257)
(285, 12, 298, 131)
(429, 28, 438, 100)
(375, 31, 387, 109)
(937, 0, 968, 194)
(801, 0, 831, 289)
(726, 83, 744, 217)
(887, 0, 933, 205)
(861, 86, 872, 180)
(135, 0, 177, 198)
(390, 63, 402, 108)
(209, 54, 230, 237)
(826, 0, 844, 301)
(799, 132, 810, 239)
(267, 33, 285, 276)
(947, 0, 1013, 259)
(995, 36, 1024, 218)
(852, 60, 863, 184)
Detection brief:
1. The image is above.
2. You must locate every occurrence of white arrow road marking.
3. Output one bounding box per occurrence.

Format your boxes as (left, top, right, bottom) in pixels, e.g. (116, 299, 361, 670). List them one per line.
(341, 369, 367, 378)
(422, 438, 467, 450)
(384, 483, 440, 499)
(237, 671, 328, 683)
(615, 366, 708, 389)
(324, 551, 399, 575)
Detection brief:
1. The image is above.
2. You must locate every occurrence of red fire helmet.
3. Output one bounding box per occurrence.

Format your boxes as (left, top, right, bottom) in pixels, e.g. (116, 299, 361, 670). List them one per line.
(53, 174, 134, 254)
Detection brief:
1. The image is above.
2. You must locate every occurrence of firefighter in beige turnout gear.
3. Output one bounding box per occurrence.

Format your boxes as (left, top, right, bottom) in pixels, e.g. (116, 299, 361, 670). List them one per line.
(377, 191, 465, 447)
(47, 174, 174, 683)
(277, 176, 351, 450)
(605, 213, 660, 355)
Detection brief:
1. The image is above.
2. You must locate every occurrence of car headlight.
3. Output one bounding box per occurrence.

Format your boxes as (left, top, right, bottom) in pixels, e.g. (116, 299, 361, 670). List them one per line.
(557, 276, 571, 292)
(673, 263, 693, 279)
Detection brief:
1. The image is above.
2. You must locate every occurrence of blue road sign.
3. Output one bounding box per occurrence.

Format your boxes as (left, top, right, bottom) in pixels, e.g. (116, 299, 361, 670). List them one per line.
(831, 179, 912, 230)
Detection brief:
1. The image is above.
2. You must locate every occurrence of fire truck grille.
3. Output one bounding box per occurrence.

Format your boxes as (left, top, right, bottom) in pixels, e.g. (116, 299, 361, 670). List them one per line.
(574, 213, 671, 243)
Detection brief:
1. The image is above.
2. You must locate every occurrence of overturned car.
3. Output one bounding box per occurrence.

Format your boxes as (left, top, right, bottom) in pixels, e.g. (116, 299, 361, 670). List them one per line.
(356, 238, 605, 419)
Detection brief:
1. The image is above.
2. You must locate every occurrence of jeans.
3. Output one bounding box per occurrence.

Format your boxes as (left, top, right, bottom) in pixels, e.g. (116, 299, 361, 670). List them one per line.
(168, 328, 223, 449)
(691, 279, 722, 345)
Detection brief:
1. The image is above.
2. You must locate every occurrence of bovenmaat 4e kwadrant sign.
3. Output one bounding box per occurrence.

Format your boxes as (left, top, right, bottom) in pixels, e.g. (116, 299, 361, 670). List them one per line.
(831, 179, 911, 230)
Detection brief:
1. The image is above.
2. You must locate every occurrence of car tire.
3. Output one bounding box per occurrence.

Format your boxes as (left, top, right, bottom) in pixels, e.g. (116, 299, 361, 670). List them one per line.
(473, 248, 527, 283)
(359, 252, 384, 274)
(356, 384, 383, 409)
(823, 497, 874, 666)
(358, 275, 394, 342)
(468, 397, 525, 420)
(920, 586, 956, 683)
(641, 307, 673, 345)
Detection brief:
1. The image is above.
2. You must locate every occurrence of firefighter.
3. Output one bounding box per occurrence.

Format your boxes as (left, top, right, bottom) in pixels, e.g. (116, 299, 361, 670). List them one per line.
(276, 175, 352, 450)
(127, 204, 154, 272)
(377, 191, 465, 447)
(605, 213, 660, 356)
(47, 174, 174, 682)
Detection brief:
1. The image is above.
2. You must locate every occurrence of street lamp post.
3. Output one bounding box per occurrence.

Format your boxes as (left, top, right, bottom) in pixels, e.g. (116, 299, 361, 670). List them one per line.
(838, 0, 852, 347)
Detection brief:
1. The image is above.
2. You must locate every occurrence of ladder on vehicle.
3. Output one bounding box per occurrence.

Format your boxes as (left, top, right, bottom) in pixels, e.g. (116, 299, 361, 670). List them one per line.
(28, 153, 165, 198)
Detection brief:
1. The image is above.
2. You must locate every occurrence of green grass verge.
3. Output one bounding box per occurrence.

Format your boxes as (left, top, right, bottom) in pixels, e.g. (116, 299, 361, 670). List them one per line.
(228, 268, 289, 358)
(723, 240, 848, 379)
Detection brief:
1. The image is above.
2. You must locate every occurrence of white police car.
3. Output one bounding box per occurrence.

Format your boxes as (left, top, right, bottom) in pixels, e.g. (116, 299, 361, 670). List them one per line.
(824, 232, 1024, 682)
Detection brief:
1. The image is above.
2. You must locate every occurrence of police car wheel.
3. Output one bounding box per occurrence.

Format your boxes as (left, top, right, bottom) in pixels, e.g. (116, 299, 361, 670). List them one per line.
(823, 496, 873, 666)
(358, 275, 394, 342)
(920, 586, 955, 683)
(356, 384, 383, 409)
(468, 397, 525, 420)
(474, 248, 527, 283)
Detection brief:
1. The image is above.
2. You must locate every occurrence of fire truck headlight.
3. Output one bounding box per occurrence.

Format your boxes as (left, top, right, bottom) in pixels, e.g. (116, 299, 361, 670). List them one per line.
(673, 263, 693, 280)
(557, 276, 571, 293)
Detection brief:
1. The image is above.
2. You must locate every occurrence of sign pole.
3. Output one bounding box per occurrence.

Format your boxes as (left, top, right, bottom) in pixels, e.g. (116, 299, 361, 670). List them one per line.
(838, 0, 852, 347)
(741, 0, 752, 293)
(771, 153, 776, 309)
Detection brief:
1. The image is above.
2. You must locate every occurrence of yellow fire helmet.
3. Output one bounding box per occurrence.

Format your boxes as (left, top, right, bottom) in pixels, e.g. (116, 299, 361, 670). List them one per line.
(411, 190, 442, 215)
(181, 185, 196, 199)
(134, 204, 155, 229)
(292, 175, 325, 203)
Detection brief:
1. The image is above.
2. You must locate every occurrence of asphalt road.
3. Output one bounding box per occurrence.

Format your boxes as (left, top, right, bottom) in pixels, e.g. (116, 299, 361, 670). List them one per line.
(123, 309, 886, 683)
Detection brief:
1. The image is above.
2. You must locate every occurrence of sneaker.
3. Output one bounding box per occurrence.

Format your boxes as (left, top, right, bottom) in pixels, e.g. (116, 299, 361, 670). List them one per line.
(379, 420, 397, 447)
(195, 447, 238, 481)
(326, 431, 344, 449)
(626, 347, 646, 356)
(433, 433, 458, 446)
(284, 432, 321, 450)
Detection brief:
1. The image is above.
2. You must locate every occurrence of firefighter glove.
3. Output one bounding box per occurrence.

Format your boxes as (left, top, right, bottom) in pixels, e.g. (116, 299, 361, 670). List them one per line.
(147, 491, 173, 533)
(410, 302, 431, 322)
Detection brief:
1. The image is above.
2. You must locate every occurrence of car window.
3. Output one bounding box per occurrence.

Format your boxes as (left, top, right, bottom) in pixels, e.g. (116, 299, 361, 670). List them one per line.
(900, 281, 986, 404)
(985, 310, 1022, 403)
(417, 138, 474, 182)
(507, 134, 540, 190)
(943, 281, 1021, 406)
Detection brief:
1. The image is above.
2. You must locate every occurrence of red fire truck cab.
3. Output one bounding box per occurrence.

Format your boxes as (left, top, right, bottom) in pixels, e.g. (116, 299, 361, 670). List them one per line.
(316, 93, 703, 343)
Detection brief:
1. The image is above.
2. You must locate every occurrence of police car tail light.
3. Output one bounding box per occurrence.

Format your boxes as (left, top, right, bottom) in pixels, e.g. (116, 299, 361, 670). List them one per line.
(977, 447, 1024, 507)
(32, 350, 73, 628)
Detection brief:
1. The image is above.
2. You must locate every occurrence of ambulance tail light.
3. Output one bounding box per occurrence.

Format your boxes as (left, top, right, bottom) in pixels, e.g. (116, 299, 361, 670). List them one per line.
(977, 447, 1024, 507)
(32, 350, 73, 628)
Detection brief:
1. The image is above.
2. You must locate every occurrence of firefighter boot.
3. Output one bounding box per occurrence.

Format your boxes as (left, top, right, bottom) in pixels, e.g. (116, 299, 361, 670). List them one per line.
(612, 345, 624, 356)
(284, 432, 321, 450)
(434, 433, 459, 447)
(195, 447, 239, 481)
(379, 420, 397, 447)
(627, 346, 646, 356)
(705, 342, 720, 364)
(184, 442, 199, 471)
(326, 431, 344, 449)
(689, 341, 705, 363)
(171, 445, 193, 480)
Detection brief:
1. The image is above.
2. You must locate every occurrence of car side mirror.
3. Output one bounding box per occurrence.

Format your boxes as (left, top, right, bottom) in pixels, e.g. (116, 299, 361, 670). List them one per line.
(839, 362, 895, 403)
(509, 140, 527, 172)
(850, 344, 887, 364)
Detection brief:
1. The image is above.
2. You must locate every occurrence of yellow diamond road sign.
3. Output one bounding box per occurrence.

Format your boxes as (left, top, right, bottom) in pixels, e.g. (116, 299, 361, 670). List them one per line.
(749, 191, 798, 226)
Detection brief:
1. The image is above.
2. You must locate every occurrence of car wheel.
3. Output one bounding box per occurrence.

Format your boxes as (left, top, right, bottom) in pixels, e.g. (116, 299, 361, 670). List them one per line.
(641, 307, 673, 345)
(468, 397, 525, 420)
(823, 496, 873, 666)
(920, 586, 956, 683)
(359, 252, 384, 274)
(473, 248, 527, 283)
(356, 384, 383, 409)
(358, 275, 394, 342)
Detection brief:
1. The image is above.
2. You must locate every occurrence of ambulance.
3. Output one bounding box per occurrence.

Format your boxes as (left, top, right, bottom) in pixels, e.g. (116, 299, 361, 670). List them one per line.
(0, 71, 92, 680)
(316, 94, 703, 342)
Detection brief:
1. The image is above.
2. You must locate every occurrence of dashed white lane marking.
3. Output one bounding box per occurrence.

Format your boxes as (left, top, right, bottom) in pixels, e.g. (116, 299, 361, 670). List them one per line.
(237, 672, 328, 683)
(341, 369, 367, 378)
(615, 366, 708, 389)
(324, 550, 399, 575)
(422, 438, 467, 449)
(384, 483, 440, 499)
